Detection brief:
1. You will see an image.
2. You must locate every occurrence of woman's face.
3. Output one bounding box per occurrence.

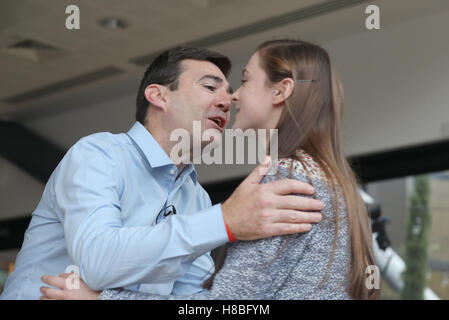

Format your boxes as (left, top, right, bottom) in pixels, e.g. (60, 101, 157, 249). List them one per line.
(231, 52, 282, 131)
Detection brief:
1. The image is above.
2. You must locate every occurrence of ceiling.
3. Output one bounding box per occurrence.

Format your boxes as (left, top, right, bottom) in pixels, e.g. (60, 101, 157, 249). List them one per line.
(0, 0, 326, 118)
(0, 0, 447, 121)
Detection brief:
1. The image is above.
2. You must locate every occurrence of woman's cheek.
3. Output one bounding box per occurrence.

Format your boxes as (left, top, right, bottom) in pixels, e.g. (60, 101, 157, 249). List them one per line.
(234, 109, 251, 130)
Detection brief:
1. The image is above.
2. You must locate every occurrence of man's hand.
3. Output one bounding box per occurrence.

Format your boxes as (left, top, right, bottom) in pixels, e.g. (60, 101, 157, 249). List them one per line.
(40, 273, 101, 300)
(221, 156, 323, 240)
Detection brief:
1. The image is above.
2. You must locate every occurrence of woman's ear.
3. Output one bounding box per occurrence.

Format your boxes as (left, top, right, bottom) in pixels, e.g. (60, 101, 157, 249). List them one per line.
(272, 78, 294, 105)
(144, 84, 169, 111)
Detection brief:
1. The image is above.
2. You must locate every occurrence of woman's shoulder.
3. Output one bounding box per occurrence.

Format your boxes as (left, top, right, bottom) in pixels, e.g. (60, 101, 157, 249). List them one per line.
(275, 149, 328, 181)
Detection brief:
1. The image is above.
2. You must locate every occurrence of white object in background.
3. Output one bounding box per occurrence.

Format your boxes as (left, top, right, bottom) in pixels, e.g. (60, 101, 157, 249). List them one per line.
(372, 233, 439, 300)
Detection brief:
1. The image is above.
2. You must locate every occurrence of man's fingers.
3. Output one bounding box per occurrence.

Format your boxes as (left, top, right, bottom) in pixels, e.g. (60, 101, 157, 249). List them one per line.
(243, 156, 272, 184)
(271, 223, 313, 236)
(271, 209, 322, 224)
(41, 275, 67, 289)
(40, 286, 64, 300)
(276, 195, 324, 212)
(269, 179, 316, 196)
(40, 296, 56, 300)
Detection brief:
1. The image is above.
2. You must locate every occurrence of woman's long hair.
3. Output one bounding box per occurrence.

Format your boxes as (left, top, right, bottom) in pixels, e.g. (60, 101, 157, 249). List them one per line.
(204, 39, 380, 300)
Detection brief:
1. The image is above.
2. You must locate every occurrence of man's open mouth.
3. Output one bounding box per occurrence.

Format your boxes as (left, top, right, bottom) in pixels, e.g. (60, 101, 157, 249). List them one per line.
(208, 116, 226, 130)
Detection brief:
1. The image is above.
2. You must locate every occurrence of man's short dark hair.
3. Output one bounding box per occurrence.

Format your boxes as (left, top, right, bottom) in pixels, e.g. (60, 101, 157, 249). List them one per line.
(135, 46, 232, 124)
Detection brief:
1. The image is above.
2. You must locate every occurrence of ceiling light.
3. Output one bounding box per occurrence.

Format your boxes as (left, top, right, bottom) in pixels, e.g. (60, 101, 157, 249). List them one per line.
(99, 17, 127, 30)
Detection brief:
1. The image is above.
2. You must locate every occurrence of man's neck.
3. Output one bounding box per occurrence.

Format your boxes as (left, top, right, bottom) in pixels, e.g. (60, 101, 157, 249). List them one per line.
(144, 122, 187, 174)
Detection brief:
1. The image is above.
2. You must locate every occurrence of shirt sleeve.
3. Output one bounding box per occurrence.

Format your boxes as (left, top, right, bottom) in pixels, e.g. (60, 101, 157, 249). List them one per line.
(54, 136, 228, 291)
(98, 235, 291, 300)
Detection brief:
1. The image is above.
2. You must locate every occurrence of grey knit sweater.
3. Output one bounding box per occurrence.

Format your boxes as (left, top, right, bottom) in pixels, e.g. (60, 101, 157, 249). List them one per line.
(99, 151, 352, 300)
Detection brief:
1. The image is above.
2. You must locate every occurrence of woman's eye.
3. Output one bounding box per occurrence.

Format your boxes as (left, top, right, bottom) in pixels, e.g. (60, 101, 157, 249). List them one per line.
(240, 79, 247, 84)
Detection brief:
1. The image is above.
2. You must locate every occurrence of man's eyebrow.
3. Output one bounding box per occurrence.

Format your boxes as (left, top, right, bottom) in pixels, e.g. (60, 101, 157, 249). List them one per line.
(199, 75, 223, 83)
(199, 74, 233, 94)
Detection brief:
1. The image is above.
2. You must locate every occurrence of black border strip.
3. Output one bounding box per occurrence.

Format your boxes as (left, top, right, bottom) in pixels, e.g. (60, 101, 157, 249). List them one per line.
(0, 216, 31, 251)
(0, 121, 65, 183)
(349, 139, 449, 183)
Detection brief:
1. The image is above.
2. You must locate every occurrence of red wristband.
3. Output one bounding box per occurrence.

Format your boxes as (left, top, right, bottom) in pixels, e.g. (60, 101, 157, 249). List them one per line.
(224, 222, 237, 243)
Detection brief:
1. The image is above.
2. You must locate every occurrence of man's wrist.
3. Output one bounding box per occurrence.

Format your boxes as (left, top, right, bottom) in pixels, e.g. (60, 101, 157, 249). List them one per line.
(221, 201, 237, 242)
(224, 222, 237, 242)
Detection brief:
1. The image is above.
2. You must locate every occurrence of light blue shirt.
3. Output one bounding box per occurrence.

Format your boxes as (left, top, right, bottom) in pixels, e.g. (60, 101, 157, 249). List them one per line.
(1, 121, 229, 300)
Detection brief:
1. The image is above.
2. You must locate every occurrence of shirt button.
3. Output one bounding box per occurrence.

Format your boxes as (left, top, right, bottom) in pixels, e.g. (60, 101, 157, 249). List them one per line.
(169, 169, 175, 175)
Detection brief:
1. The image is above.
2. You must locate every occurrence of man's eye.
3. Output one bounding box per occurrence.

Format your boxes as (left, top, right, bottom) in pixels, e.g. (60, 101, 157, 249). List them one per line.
(204, 85, 216, 92)
(240, 79, 247, 84)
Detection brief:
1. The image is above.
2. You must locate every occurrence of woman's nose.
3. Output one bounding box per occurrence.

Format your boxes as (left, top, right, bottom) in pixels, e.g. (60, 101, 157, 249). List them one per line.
(231, 90, 238, 102)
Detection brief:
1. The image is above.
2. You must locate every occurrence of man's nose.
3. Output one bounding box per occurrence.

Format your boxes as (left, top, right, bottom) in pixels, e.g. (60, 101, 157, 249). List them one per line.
(217, 92, 231, 112)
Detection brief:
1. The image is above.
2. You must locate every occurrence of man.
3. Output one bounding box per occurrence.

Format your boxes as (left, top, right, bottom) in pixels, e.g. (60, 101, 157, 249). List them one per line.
(0, 46, 323, 300)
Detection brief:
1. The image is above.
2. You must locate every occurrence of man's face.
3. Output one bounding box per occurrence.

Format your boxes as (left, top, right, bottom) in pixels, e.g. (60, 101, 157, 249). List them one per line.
(166, 59, 232, 147)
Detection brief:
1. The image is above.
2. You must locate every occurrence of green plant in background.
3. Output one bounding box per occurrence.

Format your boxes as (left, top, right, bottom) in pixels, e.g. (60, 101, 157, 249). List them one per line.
(401, 175, 431, 300)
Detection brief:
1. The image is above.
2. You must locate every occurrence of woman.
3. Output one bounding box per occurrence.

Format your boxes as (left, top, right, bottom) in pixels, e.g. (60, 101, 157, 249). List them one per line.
(41, 39, 380, 300)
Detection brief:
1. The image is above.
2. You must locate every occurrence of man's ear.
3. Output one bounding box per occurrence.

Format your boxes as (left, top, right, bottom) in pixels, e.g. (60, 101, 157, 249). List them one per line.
(144, 84, 169, 111)
(272, 78, 294, 105)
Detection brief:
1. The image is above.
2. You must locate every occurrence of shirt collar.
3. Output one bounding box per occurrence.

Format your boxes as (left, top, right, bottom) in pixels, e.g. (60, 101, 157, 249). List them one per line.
(127, 121, 197, 185)
(180, 163, 198, 185)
